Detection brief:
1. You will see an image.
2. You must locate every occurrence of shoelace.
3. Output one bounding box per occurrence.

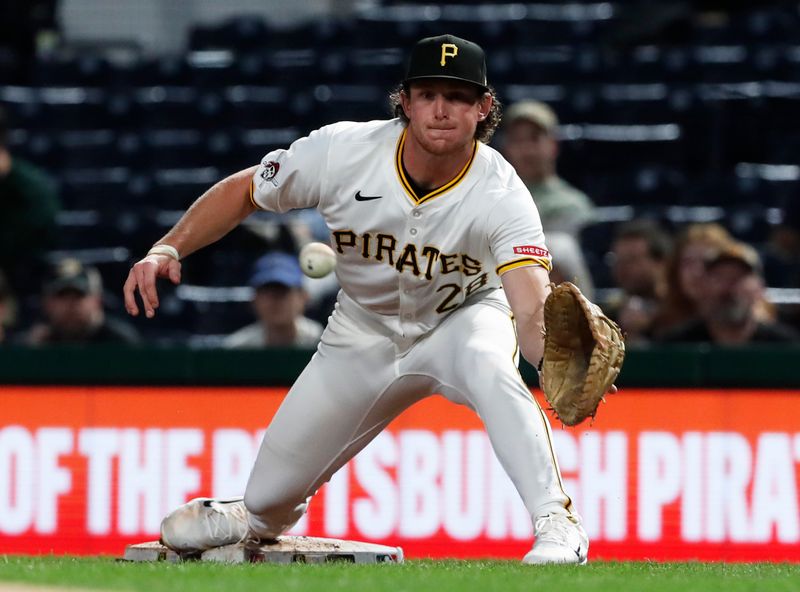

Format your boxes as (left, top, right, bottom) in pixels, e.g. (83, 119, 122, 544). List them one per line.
(204, 500, 251, 545)
(534, 514, 579, 544)
(227, 501, 266, 547)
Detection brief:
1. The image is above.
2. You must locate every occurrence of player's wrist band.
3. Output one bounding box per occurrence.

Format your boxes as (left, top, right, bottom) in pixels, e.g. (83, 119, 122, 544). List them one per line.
(147, 244, 181, 261)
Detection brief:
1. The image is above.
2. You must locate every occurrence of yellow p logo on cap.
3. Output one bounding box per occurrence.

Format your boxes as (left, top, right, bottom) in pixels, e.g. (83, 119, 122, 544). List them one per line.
(440, 43, 458, 66)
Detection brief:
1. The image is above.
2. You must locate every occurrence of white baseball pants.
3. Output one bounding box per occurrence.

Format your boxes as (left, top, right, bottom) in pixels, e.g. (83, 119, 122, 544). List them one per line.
(243, 292, 573, 538)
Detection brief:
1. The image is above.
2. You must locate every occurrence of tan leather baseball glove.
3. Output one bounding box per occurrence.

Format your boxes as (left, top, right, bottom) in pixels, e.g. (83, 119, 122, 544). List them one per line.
(540, 282, 625, 426)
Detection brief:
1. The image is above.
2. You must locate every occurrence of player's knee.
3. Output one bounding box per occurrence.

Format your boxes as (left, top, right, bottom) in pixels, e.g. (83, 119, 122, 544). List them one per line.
(461, 346, 507, 384)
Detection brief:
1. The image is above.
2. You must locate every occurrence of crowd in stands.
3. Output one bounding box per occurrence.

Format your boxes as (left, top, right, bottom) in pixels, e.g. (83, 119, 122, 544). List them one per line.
(1, 1, 799, 349)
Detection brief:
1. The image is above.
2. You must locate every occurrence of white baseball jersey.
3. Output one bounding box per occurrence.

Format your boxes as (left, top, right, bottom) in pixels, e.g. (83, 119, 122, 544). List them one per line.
(251, 119, 551, 340)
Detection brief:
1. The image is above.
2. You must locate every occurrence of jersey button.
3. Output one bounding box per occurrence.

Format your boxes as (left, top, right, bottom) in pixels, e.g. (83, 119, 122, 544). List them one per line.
(412, 211, 422, 218)
(410, 228, 418, 236)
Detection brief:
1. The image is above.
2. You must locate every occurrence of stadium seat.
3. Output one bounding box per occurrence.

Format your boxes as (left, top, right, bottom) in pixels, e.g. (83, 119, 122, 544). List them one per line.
(6, 129, 57, 169)
(150, 167, 220, 208)
(142, 129, 210, 169)
(32, 87, 112, 130)
(237, 127, 302, 161)
(724, 204, 774, 244)
(511, 46, 587, 86)
(559, 123, 686, 179)
(308, 84, 387, 127)
(581, 166, 687, 207)
(59, 167, 132, 209)
(186, 50, 243, 88)
(256, 48, 321, 90)
(690, 45, 753, 84)
(56, 130, 124, 171)
(0, 48, 19, 84)
(333, 48, 406, 87)
(133, 86, 223, 130)
(55, 208, 146, 251)
(30, 55, 111, 87)
(595, 83, 683, 125)
(223, 84, 299, 129)
(189, 16, 270, 52)
(352, 9, 426, 48)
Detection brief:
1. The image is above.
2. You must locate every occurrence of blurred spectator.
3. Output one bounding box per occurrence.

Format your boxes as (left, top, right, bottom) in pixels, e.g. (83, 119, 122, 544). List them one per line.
(0, 269, 12, 344)
(605, 219, 672, 344)
(762, 199, 800, 288)
(547, 231, 595, 301)
(24, 258, 141, 346)
(501, 100, 594, 234)
(660, 242, 798, 344)
(0, 104, 60, 294)
(650, 222, 735, 338)
(223, 252, 323, 349)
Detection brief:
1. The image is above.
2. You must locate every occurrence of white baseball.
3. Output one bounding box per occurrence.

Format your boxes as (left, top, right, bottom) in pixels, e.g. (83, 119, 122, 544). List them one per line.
(299, 242, 336, 278)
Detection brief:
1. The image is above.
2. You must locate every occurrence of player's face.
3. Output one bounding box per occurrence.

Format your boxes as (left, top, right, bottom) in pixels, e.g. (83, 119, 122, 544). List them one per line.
(611, 237, 661, 296)
(401, 80, 490, 156)
(44, 290, 101, 336)
(706, 262, 761, 325)
(253, 284, 307, 329)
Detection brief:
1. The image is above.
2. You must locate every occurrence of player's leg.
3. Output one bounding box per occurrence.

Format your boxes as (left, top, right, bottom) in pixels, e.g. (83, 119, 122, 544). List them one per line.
(161, 304, 431, 552)
(408, 299, 587, 564)
(244, 368, 431, 539)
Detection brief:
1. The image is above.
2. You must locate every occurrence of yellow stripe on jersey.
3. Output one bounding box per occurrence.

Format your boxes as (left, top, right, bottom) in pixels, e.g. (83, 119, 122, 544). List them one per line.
(496, 256, 552, 275)
(248, 179, 264, 210)
(394, 128, 478, 205)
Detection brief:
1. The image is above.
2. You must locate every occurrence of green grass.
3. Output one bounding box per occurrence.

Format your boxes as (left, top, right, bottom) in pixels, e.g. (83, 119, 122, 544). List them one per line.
(1, 557, 799, 592)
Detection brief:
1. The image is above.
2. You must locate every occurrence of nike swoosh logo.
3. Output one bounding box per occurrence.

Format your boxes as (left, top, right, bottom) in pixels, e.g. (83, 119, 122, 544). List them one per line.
(574, 546, 582, 558)
(355, 191, 382, 201)
(202, 499, 240, 507)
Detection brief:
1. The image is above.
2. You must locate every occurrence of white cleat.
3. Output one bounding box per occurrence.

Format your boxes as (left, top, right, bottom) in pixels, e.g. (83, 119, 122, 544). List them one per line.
(160, 497, 251, 554)
(522, 513, 589, 565)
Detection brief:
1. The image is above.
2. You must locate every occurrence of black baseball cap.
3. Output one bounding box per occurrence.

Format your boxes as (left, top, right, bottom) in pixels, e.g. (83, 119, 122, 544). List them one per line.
(43, 258, 102, 296)
(404, 34, 489, 91)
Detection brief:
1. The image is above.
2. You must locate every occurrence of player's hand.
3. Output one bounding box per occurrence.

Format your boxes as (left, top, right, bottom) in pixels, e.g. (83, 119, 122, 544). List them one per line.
(123, 254, 182, 318)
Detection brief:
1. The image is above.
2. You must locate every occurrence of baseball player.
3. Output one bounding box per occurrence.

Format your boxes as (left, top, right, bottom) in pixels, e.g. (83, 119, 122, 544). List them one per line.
(123, 34, 589, 564)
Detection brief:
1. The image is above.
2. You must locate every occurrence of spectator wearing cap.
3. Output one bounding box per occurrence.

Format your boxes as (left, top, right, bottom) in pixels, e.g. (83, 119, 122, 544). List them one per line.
(659, 242, 798, 344)
(500, 100, 594, 234)
(223, 252, 324, 349)
(24, 258, 141, 346)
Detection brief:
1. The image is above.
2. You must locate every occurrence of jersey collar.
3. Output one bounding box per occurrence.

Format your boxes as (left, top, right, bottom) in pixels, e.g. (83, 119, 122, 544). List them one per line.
(394, 128, 478, 206)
